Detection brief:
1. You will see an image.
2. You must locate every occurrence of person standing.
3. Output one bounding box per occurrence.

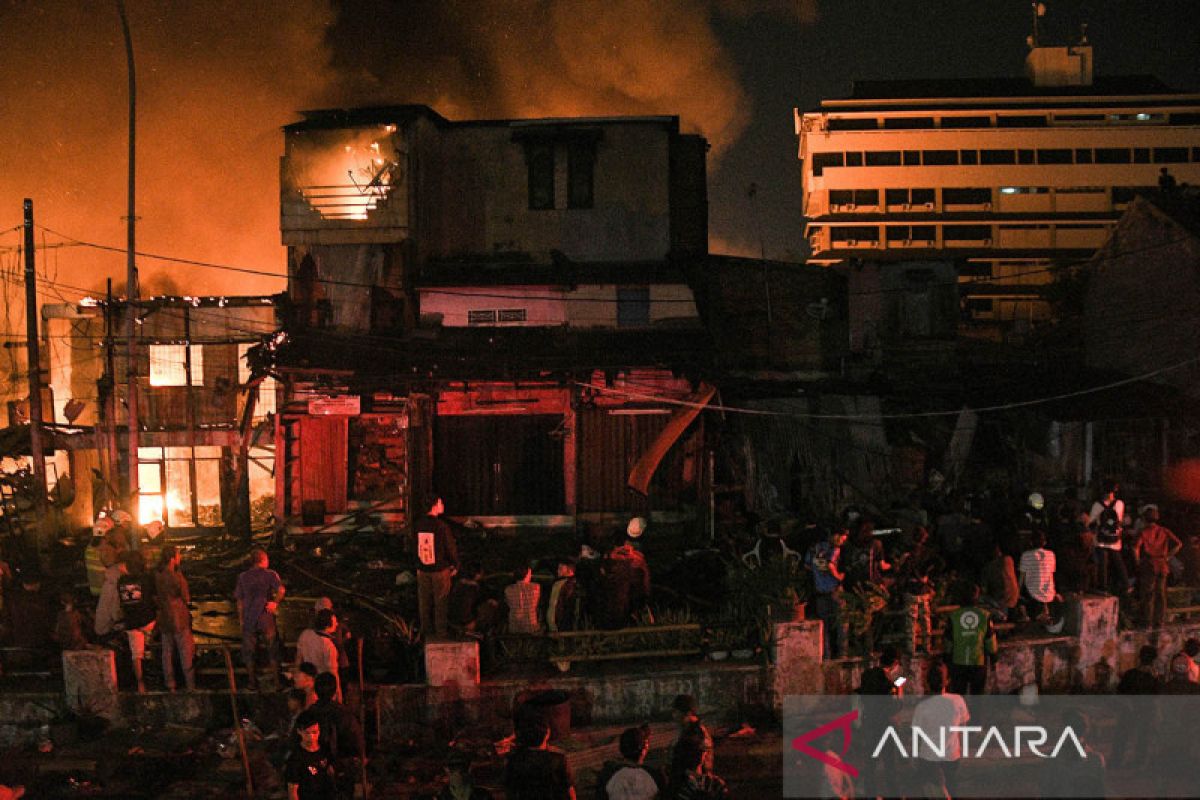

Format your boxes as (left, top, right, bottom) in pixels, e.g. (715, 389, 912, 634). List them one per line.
(1133, 506, 1182, 630)
(595, 725, 660, 800)
(296, 609, 342, 700)
(668, 694, 714, 780)
(912, 660, 970, 799)
(155, 545, 196, 692)
(1112, 644, 1160, 769)
(116, 552, 157, 693)
(600, 529, 652, 629)
(943, 583, 997, 696)
(308, 672, 365, 800)
(856, 646, 904, 799)
(1089, 482, 1130, 596)
(980, 541, 1021, 622)
(235, 548, 286, 690)
(414, 496, 458, 640)
(806, 527, 848, 658)
(284, 710, 338, 800)
(505, 717, 576, 800)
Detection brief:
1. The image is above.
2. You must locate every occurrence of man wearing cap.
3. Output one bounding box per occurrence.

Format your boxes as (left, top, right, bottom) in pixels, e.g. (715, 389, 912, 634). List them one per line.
(1133, 506, 1182, 630)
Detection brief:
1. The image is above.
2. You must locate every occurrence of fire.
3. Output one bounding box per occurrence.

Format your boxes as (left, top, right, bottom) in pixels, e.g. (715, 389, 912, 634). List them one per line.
(291, 127, 401, 221)
(138, 489, 187, 525)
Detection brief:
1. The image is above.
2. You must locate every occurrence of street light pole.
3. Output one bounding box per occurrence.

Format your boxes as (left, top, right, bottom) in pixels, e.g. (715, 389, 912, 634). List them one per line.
(117, 0, 140, 531)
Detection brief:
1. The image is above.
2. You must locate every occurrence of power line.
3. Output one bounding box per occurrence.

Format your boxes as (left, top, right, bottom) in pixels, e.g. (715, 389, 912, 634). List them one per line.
(35, 222, 1192, 305)
(574, 355, 1200, 421)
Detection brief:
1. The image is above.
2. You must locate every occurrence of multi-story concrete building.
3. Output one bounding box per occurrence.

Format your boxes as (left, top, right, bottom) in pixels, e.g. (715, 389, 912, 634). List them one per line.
(796, 39, 1200, 336)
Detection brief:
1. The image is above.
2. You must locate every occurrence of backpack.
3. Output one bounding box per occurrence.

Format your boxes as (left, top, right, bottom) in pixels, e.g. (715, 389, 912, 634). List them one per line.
(1097, 501, 1121, 545)
(118, 574, 156, 629)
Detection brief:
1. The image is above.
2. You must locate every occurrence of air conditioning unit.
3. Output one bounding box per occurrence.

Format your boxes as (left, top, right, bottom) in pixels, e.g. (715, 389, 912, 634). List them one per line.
(902, 203, 912, 211)
(846, 239, 858, 246)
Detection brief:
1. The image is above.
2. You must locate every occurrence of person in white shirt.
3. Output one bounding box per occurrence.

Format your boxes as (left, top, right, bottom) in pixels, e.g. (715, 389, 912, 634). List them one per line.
(913, 661, 969, 798)
(1088, 481, 1130, 596)
(295, 609, 341, 700)
(1019, 530, 1058, 621)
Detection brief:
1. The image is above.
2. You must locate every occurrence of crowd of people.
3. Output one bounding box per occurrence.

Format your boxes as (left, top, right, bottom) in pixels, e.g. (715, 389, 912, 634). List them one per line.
(792, 480, 1200, 659)
(413, 496, 654, 645)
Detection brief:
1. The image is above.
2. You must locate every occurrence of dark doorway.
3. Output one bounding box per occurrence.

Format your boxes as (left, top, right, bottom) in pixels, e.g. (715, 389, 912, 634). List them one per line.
(434, 414, 565, 515)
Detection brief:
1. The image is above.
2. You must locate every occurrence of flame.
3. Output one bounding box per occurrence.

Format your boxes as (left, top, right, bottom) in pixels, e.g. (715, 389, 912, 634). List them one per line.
(292, 128, 400, 221)
(138, 489, 187, 525)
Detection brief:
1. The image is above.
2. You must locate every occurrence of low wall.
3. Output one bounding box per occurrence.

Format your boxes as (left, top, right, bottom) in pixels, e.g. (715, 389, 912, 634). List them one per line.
(10, 604, 1200, 748)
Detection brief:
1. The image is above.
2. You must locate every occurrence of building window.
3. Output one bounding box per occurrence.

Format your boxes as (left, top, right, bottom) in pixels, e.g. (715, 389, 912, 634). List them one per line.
(526, 143, 555, 210)
(828, 117, 877, 131)
(497, 309, 528, 324)
(1000, 186, 1048, 195)
(831, 226, 880, 242)
(1095, 148, 1131, 164)
(1075, 148, 1093, 164)
(980, 149, 1016, 165)
(1017, 149, 1035, 164)
(1037, 149, 1072, 164)
(942, 116, 990, 128)
(1153, 147, 1189, 163)
(467, 310, 497, 326)
(885, 189, 907, 206)
(617, 288, 650, 328)
(911, 225, 936, 240)
(1133, 148, 1151, 164)
(829, 189, 853, 206)
(853, 189, 879, 206)
(149, 344, 203, 387)
(943, 188, 991, 205)
(567, 141, 595, 209)
(865, 151, 902, 167)
(884, 117, 934, 129)
(911, 188, 935, 205)
(998, 115, 1048, 128)
(811, 152, 844, 176)
(923, 150, 957, 166)
(845, 152, 864, 167)
(903, 150, 921, 166)
(944, 225, 992, 241)
(960, 150, 978, 165)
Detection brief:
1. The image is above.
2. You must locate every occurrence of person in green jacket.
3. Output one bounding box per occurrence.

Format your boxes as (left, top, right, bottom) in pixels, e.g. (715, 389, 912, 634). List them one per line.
(943, 582, 997, 695)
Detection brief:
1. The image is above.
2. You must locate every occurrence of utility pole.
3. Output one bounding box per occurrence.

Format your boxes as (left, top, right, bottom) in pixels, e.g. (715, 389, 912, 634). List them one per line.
(23, 199, 49, 551)
(118, 0, 140, 529)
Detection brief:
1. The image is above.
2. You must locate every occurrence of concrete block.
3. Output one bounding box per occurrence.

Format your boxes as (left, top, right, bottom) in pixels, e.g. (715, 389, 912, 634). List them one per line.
(773, 621, 825, 705)
(424, 640, 479, 688)
(1066, 595, 1119, 689)
(63, 649, 119, 720)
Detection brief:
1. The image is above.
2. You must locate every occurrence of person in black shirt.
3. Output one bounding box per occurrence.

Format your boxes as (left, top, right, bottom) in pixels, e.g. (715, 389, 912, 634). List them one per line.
(1113, 644, 1160, 768)
(308, 672, 364, 799)
(504, 718, 575, 800)
(414, 496, 458, 640)
(856, 645, 904, 798)
(285, 710, 337, 800)
(116, 551, 157, 693)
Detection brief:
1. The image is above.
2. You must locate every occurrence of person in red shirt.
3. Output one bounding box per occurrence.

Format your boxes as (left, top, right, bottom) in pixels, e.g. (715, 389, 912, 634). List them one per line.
(1133, 506, 1182, 629)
